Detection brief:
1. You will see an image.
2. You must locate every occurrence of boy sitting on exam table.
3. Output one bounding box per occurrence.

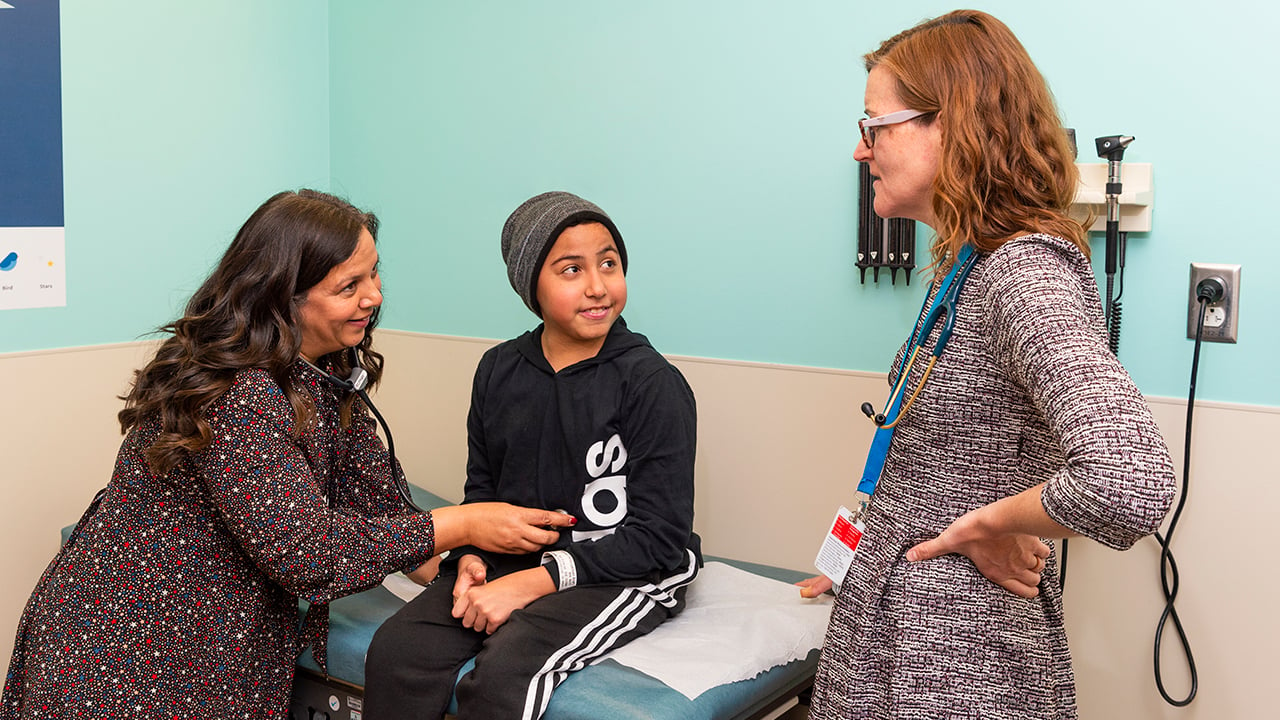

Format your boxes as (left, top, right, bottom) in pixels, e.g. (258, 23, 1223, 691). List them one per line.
(363, 191, 702, 720)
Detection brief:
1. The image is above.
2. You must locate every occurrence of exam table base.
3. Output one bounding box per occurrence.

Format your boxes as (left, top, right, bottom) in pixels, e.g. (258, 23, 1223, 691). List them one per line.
(289, 665, 811, 720)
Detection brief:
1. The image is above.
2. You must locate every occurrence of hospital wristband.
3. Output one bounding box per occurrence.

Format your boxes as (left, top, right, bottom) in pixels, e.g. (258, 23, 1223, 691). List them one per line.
(541, 549, 578, 590)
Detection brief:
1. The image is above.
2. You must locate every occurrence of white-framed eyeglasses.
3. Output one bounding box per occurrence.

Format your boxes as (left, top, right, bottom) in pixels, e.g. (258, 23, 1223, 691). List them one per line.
(858, 109, 928, 148)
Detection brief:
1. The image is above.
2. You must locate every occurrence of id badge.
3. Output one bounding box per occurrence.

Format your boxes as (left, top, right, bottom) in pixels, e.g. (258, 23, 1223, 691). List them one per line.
(813, 505, 865, 592)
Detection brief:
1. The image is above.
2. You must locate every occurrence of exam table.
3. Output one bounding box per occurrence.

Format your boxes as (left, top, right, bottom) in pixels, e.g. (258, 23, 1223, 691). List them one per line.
(63, 484, 825, 720)
(293, 571, 819, 720)
(293, 486, 827, 720)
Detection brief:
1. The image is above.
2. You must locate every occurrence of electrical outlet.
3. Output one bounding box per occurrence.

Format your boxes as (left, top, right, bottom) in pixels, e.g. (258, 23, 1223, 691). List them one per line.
(1187, 263, 1241, 343)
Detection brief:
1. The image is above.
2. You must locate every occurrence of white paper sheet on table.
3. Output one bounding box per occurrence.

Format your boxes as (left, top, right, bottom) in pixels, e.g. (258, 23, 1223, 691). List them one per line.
(595, 561, 833, 699)
(381, 560, 834, 701)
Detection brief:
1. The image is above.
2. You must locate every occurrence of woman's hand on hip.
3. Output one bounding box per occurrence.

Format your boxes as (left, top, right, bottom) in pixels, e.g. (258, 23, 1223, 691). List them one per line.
(907, 502, 1051, 598)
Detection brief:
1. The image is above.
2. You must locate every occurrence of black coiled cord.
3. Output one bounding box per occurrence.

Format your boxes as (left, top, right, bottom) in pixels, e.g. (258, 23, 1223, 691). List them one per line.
(1107, 254, 1126, 355)
(1152, 291, 1211, 707)
(1107, 301, 1123, 355)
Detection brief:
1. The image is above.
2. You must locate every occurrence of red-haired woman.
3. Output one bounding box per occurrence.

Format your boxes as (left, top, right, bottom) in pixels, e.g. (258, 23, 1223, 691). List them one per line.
(802, 11, 1176, 719)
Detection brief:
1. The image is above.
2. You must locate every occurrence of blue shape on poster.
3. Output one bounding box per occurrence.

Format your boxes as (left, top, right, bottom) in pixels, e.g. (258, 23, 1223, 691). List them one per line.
(0, 252, 17, 271)
(0, 0, 64, 227)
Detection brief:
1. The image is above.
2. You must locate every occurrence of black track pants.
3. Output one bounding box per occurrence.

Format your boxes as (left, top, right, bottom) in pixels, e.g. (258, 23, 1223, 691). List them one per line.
(364, 561, 695, 720)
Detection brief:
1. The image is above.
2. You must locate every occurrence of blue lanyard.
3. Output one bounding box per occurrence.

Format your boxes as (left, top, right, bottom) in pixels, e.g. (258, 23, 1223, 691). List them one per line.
(857, 245, 975, 496)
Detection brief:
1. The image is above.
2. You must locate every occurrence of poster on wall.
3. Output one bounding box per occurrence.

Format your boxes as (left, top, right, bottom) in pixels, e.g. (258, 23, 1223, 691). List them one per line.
(0, 0, 65, 310)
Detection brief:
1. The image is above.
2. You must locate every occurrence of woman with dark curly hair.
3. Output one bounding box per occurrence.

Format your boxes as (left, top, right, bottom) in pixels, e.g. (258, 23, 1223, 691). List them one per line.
(1, 189, 574, 719)
(799, 10, 1175, 719)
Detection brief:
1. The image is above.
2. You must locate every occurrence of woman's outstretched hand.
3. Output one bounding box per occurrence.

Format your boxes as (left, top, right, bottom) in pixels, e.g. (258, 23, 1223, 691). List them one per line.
(432, 502, 577, 554)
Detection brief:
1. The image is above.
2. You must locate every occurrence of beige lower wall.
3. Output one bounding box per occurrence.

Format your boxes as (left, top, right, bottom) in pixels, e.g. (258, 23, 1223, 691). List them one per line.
(1, 332, 1274, 718)
(0, 342, 161, 682)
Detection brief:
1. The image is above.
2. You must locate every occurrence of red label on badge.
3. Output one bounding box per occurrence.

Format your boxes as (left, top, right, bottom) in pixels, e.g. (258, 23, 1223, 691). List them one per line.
(832, 515, 863, 552)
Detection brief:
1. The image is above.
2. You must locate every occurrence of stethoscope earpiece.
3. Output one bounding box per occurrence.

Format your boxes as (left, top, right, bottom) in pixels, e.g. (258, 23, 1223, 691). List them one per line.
(859, 402, 887, 427)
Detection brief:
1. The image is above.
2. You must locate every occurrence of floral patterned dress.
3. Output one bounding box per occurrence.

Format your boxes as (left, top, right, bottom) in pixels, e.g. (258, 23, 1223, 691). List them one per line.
(3, 362, 436, 719)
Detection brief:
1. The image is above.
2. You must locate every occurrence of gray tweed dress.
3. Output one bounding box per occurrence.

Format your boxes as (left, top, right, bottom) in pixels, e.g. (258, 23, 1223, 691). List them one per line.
(808, 235, 1176, 720)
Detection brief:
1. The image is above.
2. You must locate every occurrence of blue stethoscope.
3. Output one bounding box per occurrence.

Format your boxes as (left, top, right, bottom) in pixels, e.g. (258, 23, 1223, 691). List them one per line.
(857, 244, 979, 497)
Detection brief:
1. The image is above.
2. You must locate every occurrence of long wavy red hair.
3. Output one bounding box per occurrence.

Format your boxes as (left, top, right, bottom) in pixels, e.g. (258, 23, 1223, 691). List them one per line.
(865, 10, 1087, 276)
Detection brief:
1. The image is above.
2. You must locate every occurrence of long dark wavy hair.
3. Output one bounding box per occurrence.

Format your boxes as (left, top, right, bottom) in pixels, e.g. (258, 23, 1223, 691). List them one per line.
(865, 10, 1087, 277)
(119, 189, 385, 475)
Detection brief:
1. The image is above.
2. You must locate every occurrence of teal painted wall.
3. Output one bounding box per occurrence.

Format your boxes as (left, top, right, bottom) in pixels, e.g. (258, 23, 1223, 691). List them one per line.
(4, 1, 1276, 407)
(0, 1, 330, 351)
(329, 0, 1280, 406)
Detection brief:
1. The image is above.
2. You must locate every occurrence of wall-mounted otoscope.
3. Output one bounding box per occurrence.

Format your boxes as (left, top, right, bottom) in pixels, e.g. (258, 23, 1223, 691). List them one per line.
(1095, 134, 1134, 354)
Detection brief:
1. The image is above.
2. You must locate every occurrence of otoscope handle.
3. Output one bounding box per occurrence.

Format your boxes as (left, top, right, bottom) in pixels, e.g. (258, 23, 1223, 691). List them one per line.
(1105, 220, 1120, 275)
(1095, 135, 1133, 277)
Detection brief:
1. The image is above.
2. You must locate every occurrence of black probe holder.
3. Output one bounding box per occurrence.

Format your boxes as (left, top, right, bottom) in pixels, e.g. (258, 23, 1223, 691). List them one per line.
(856, 161, 916, 284)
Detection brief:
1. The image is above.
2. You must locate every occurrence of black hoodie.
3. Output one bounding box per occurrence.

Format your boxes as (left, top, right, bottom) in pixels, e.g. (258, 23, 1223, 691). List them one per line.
(452, 318, 701, 588)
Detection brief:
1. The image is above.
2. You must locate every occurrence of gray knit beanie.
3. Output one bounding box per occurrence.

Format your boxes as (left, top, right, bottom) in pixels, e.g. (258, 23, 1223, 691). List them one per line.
(500, 191, 627, 316)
